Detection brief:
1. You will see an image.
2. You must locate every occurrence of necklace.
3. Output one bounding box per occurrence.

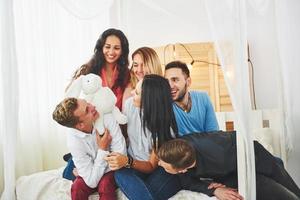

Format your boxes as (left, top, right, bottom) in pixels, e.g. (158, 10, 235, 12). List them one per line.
(104, 64, 116, 88)
(176, 93, 191, 113)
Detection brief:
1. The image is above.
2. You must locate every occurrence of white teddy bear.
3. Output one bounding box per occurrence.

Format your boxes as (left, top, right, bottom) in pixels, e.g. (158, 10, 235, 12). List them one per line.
(65, 73, 127, 134)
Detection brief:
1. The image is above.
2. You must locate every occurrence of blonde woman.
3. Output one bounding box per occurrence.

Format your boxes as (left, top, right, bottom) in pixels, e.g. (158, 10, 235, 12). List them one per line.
(122, 47, 163, 109)
(130, 47, 162, 88)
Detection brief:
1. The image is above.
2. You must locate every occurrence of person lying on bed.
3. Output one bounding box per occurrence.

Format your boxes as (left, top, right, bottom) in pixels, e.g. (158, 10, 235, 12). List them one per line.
(157, 131, 300, 200)
(53, 97, 126, 200)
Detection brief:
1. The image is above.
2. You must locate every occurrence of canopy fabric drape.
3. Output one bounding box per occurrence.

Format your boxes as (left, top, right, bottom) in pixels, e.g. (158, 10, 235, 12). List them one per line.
(1, 0, 111, 198)
(0, 0, 19, 199)
(1, 0, 299, 199)
(274, 0, 300, 184)
(204, 1, 256, 199)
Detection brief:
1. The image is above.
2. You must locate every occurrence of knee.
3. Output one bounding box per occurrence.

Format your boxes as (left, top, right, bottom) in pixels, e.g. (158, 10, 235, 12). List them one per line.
(98, 171, 116, 194)
(72, 178, 84, 191)
(114, 168, 131, 182)
(274, 156, 284, 168)
(71, 177, 90, 198)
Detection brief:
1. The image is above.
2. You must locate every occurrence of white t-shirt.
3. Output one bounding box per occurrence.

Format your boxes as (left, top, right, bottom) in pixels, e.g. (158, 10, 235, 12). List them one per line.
(123, 97, 153, 161)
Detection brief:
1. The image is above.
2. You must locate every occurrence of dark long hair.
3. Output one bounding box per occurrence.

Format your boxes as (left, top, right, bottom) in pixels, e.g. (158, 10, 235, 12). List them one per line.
(72, 28, 130, 91)
(140, 74, 178, 151)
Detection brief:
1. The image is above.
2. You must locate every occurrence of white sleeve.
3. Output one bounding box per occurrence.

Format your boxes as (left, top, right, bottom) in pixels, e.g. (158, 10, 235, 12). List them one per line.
(123, 96, 132, 116)
(69, 139, 109, 188)
(104, 114, 127, 155)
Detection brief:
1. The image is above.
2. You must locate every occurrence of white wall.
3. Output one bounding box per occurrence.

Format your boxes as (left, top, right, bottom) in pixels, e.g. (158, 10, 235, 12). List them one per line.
(246, 2, 282, 109)
(120, 1, 212, 51)
(119, 0, 282, 109)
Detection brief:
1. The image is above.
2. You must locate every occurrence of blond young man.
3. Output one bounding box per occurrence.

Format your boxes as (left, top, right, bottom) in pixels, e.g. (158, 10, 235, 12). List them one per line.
(53, 98, 126, 200)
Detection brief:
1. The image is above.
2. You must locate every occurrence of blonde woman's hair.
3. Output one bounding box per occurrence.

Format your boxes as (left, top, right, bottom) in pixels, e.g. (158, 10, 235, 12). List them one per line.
(130, 47, 163, 88)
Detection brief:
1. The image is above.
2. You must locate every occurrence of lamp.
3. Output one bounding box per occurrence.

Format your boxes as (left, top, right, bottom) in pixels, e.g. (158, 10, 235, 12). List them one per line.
(163, 43, 176, 67)
(176, 43, 195, 69)
(163, 43, 221, 68)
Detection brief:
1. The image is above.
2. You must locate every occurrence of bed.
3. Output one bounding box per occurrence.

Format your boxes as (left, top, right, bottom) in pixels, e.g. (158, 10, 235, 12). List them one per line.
(16, 167, 216, 200)
(16, 110, 282, 200)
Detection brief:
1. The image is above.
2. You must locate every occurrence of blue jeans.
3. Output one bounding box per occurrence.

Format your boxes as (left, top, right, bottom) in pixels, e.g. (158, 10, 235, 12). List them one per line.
(115, 167, 181, 200)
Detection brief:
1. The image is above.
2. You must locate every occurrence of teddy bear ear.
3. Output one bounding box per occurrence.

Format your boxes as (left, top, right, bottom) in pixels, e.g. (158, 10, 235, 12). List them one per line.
(64, 76, 83, 98)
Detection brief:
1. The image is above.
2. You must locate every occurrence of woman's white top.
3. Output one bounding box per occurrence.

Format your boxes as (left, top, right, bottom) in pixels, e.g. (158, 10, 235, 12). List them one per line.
(123, 97, 153, 161)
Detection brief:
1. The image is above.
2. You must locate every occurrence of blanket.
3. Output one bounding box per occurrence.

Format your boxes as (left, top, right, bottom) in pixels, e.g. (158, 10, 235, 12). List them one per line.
(16, 167, 216, 200)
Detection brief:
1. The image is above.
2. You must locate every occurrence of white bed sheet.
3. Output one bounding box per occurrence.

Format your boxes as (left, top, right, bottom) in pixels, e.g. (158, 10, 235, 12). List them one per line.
(16, 167, 216, 200)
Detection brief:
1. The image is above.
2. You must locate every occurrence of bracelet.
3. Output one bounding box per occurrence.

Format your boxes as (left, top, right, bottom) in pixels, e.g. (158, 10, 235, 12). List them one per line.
(131, 159, 136, 168)
(125, 155, 133, 168)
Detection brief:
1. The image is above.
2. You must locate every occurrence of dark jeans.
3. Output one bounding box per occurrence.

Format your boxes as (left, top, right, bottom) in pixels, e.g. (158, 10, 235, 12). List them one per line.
(221, 142, 300, 200)
(63, 156, 76, 181)
(114, 167, 181, 200)
(255, 142, 300, 200)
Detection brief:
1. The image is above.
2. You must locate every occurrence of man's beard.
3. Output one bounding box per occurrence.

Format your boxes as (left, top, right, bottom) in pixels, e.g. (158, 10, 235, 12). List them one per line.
(175, 83, 188, 102)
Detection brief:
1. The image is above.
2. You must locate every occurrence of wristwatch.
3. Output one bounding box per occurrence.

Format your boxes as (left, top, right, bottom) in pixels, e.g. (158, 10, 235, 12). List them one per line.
(124, 155, 133, 168)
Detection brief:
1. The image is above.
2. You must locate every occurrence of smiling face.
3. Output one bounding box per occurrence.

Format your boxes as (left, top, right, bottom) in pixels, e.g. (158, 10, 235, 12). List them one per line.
(164, 68, 191, 102)
(131, 79, 143, 108)
(132, 53, 149, 81)
(73, 99, 99, 132)
(102, 35, 122, 65)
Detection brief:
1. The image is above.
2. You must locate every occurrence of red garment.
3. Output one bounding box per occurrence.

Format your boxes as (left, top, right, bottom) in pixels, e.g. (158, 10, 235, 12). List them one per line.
(100, 67, 124, 110)
(71, 171, 116, 200)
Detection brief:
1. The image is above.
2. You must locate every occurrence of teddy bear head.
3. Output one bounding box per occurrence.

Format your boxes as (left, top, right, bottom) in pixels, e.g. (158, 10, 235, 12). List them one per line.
(82, 73, 103, 94)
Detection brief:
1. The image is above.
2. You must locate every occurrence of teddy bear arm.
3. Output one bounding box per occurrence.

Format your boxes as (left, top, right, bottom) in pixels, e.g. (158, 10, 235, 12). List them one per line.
(112, 107, 127, 124)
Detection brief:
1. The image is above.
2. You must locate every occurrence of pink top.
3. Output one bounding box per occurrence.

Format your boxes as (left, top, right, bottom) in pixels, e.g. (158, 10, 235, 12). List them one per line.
(100, 67, 124, 110)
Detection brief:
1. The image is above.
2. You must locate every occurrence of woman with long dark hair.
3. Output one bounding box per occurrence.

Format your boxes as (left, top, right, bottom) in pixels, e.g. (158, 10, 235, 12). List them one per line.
(105, 74, 181, 200)
(62, 28, 131, 184)
(71, 28, 131, 109)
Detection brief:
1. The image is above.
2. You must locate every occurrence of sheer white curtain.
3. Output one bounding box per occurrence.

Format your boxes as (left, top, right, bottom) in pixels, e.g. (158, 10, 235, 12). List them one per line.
(0, 0, 111, 198)
(204, 0, 256, 199)
(122, 0, 256, 199)
(0, 0, 19, 199)
(275, 0, 300, 185)
(1, 0, 299, 199)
